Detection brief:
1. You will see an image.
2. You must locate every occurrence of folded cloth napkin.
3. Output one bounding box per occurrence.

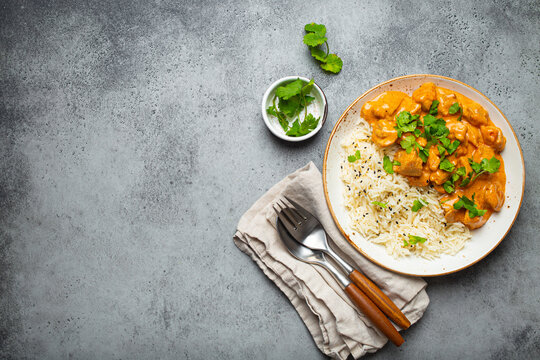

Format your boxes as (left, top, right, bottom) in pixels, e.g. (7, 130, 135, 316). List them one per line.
(234, 162, 429, 359)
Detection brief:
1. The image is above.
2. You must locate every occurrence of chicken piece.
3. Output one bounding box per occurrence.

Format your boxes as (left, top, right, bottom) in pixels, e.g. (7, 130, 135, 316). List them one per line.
(394, 149, 423, 177)
(395, 96, 422, 116)
(407, 170, 431, 187)
(361, 91, 408, 123)
(457, 156, 473, 175)
(440, 195, 460, 223)
(462, 212, 489, 229)
(412, 82, 437, 112)
(427, 146, 440, 172)
(481, 126, 506, 152)
(447, 121, 468, 142)
(436, 88, 459, 116)
(484, 183, 505, 211)
(462, 102, 489, 126)
(372, 120, 398, 147)
(466, 123, 482, 148)
(472, 144, 496, 163)
(430, 169, 451, 185)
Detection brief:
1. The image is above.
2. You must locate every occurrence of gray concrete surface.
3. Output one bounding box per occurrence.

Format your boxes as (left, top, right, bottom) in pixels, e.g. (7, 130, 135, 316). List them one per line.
(1, 0, 539, 359)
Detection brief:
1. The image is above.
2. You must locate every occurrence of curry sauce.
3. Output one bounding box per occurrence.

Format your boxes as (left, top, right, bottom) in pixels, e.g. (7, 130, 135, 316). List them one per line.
(361, 82, 506, 229)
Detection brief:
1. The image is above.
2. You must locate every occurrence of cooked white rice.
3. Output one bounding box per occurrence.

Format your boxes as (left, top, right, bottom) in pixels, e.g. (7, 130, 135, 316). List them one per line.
(340, 118, 471, 259)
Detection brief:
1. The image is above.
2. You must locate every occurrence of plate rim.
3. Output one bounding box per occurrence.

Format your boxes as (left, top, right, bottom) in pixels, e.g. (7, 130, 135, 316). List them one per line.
(322, 74, 526, 277)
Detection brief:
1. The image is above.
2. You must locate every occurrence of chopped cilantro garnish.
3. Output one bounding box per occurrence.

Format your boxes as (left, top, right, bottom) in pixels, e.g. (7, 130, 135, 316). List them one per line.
(459, 171, 474, 187)
(446, 140, 461, 154)
(394, 111, 420, 137)
(455, 167, 467, 177)
(383, 155, 400, 174)
(371, 201, 387, 208)
(439, 158, 455, 172)
(412, 199, 428, 212)
(453, 194, 487, 218)
(347, 150, 361, 163)
(449, 102, 461, 115)
(437, 144, 446, 156)
(429, 100, 440, 115)
(403, 234, 427, 246)
(443, 181, 455, 194)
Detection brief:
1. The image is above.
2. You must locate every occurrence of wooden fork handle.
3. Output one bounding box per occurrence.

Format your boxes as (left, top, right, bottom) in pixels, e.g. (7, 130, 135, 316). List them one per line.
(344, 282, 404, 346)
(349, 270, 411, 330)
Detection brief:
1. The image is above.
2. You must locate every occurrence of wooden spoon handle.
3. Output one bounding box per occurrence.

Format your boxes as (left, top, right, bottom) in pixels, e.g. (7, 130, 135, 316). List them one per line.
(344, 282, 404, 346)
(349, 270, 411, 329)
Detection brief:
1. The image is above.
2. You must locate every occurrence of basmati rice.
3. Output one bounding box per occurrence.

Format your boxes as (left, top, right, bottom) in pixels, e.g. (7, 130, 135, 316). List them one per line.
(340, 117, 471, 259)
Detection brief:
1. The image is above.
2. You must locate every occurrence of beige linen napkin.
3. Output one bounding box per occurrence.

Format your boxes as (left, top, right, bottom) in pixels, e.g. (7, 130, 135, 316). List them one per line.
(234, 162, 429, 359)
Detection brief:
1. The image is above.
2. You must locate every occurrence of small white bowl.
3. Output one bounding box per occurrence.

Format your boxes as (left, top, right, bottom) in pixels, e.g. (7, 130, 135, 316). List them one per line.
(261, 76, 328, 142)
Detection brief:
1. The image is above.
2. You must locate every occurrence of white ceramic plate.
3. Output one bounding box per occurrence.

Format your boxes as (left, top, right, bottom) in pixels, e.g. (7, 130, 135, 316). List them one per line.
(323, 75, 525, 277)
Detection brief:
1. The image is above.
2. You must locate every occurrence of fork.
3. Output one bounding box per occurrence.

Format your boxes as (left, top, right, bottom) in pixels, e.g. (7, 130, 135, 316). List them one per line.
(275, 196, 411, 330)
(274, 213, 404, 346)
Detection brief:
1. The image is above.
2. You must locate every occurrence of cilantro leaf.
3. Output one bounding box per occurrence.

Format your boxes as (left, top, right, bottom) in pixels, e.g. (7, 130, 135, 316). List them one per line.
(320, 54, 343, 73)
(383, 155, 400, 174)
(437, 144, 446, 156)
(400, 135, 417, 153)
(276, 79, 304, 100)
(418, 148, 429, 163)
(394, 111, 419, 137)
(371, 201, 387, 208)
(310, 47, 327, 62)
(278, 96, 301, 118)
(300, 79, 315, 96)
(453, 195, 487, 218)
(286, 119, 301, 136)
(429, 100, 440, 115)
(304, 23, 326, 36)
(449, 102, 461, 115)
(423, 115, 449, 140)
(412, 199, 428, 212)
(404, 234, 427, 246)
(446, 140, 460, 155)
(267, 97, 289, 131)
(460, 171, 473, 187)
(443, 181, 455, 193)
(439, 158, 455, 172)
(456, 167, 467, 177)
(347, 150, 361, 163)
(303, 32, 327, 47)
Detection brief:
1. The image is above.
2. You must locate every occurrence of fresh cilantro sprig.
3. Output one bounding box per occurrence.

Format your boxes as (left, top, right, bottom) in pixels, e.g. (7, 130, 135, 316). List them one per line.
(468, 157, 501, 182)
(371, 201, 388, 208)
(411, 199, 428, 212)
(383, 155, 400, 174)
(403, 234, 427, 247)
(453, 194, 487, 218)
(266, 78, 320, 137)
(347, 150, 361, 163)
(304, 23, 343, 74)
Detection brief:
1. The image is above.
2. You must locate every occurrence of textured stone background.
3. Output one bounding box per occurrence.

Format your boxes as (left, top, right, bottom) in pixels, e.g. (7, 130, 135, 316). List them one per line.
(1, 0, 539, 359)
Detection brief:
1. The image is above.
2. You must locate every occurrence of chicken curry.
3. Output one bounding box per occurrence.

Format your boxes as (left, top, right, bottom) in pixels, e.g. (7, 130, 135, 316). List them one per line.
(361, 82, 506, 229)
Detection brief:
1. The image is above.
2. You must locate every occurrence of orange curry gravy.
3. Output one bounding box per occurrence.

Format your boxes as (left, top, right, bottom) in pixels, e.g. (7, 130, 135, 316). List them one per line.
(361, 82, 506, 229)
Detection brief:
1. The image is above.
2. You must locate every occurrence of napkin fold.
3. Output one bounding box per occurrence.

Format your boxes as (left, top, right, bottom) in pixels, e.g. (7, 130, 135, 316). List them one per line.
(233, 162, 429, 359)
